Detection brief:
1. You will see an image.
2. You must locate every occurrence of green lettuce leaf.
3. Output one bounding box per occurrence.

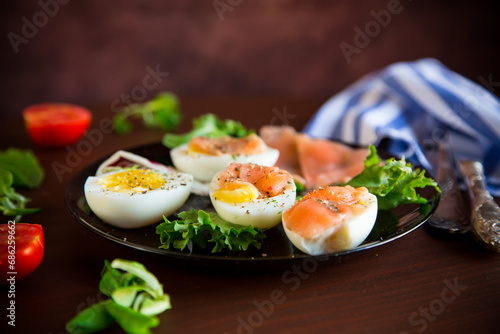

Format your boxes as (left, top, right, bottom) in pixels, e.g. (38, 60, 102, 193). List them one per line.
(346, 145, 441, 210)
(0, 169, 41, 217)
(105, 302, 160, 334)
(162, 113, 254, 149)
(0, 148, 44, 188)
(66, 300, 115, 334)
(67, 259, 171, 334)
(113, 92, 182, 135)
(156, 209, 266, 253)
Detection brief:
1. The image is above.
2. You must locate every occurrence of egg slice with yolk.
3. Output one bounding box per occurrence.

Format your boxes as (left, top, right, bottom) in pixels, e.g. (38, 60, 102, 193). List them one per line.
(84, 168, 193, 229)
(209, 162, 296, 229)
(282, 185, 377, 255)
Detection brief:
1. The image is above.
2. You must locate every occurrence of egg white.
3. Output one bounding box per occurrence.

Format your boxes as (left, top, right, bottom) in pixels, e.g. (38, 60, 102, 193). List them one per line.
(170, 143, 280, 183)
(282, 192, 378, 255)
(208, 170, 296, 229)
(84, 169, 193, 229)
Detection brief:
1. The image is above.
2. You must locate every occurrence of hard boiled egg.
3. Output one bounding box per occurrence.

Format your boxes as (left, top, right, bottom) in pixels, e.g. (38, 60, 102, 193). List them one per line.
(170, 134, 280, 183)
(282, 186, 377, 255)
(84, 168, 193, 229)
(209, 162, 296, 229)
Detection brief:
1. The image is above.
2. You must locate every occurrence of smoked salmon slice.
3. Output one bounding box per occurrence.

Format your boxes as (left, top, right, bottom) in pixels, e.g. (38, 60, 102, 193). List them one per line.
(283, 186, 369, 239)
(296, 134, 368, 189)
(218, 162, 291, 198)
(260, 126, 301, 177)
(188, 134, 266, 156)
(282, 185, 378, 255)
(259, 126, 369, 189)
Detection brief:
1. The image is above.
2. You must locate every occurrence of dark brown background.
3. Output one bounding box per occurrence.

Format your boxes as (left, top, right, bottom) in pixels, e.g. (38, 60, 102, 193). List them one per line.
(1, 2, 500, 331)
(1, 0, 499, 119)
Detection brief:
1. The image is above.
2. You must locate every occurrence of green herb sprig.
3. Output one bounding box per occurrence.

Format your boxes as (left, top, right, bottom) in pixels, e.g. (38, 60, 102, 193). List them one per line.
(113, 92, 182, 136)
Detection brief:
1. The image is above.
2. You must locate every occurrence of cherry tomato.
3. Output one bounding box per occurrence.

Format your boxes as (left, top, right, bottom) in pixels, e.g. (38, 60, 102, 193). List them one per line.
(0, 223, 44, 284)
(23, 103, 92, 148)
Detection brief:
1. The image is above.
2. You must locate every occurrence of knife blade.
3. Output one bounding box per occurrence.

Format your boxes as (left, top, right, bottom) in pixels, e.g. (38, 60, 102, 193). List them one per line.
(427, 140, 471, 233)
(459, 160, 500, 252)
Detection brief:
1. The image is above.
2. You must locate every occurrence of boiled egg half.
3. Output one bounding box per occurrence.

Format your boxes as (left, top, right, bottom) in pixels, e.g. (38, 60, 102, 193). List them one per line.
(282, 185, 377, 255)
(84, 168, 193, 229)
(209, 162, 296, 229)
(170, 134, 280, 183)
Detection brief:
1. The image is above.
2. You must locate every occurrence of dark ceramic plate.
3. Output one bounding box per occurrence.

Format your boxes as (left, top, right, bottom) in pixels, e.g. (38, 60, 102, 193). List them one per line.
(64, 142, 439, 271)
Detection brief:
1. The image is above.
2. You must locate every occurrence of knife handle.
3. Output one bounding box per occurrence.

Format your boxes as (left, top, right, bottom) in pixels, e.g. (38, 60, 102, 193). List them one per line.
(460, 161, 500, 252)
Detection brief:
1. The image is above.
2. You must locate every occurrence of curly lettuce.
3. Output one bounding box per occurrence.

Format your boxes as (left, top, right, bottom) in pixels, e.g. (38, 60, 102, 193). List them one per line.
(156, 209, 266, 253)
(346, 145, 441, 210)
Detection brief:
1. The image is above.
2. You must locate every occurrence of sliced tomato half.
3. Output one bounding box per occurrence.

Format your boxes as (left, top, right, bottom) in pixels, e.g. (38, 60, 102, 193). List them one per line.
(0, 223, 44, 284)
(23, 103, 92, 148)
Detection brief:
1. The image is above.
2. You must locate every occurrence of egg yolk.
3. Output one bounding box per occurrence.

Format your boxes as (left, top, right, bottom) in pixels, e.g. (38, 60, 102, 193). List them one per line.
(99, 169, 166, 192)
(188, 134, 265, 156)
(212, 181, 259, 203)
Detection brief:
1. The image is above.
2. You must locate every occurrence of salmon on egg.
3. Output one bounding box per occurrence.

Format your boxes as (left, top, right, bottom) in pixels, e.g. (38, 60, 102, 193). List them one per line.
(84, 168, 193, 229)
(209, 162, 296, 229)
(282, 185, 377, 255)
(170, 134, 280, 183)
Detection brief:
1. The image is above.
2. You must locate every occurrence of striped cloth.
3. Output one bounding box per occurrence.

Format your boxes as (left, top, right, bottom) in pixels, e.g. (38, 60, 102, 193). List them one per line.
(303, 58, 500, 195)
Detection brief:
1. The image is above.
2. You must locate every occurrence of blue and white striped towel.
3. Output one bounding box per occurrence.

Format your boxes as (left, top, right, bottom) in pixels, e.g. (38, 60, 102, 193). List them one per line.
(303, 58, 500, 196)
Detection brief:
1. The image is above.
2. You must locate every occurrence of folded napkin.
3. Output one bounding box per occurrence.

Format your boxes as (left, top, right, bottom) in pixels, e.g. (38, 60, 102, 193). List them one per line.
(303, 58, 500, 196)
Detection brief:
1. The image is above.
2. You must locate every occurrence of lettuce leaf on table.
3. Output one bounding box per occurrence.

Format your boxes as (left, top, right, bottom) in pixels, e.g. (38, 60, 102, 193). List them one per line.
(346, 145, 441, 210)
(0, 169, 41, 216)
(66, 259, 171, 334)
(0, 148, 44, 219)
(156, 209, 266, 253)
(0, 148, 44, 189)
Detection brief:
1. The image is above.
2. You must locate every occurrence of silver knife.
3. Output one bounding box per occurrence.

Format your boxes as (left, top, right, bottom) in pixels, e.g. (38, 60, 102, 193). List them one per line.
(428, 141, 471, 233)
(460, 160, 500, 253)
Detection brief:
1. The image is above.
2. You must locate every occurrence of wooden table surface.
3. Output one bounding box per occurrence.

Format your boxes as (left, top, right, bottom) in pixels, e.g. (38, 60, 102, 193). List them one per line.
(1, 97, 499, 334)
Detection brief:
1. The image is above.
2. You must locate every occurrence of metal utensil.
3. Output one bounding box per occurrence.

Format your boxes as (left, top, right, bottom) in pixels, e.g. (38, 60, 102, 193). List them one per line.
(427, 141, 471, 233)
(460, 160, 500, 252)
